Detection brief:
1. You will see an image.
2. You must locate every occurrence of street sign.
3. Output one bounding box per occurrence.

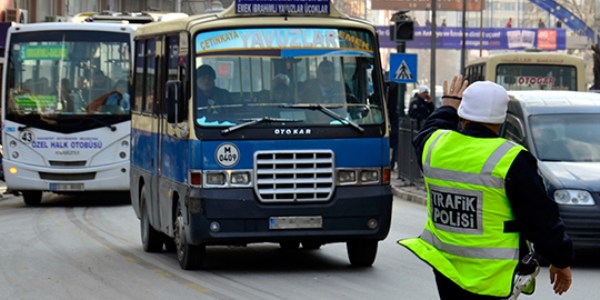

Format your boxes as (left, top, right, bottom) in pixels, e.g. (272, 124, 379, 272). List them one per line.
(372, 0, 484, 12)
(389, 53, 417, 83)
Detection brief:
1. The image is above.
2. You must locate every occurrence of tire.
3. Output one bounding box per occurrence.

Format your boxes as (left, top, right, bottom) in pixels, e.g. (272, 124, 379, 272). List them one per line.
(302, 242, 322, 250)
(140, 186, 164, 252)
(174, 201, 204, 270)
(279, 242, 300, 250)
(22, 191, 42, 206)
(347, 240, 378, 267)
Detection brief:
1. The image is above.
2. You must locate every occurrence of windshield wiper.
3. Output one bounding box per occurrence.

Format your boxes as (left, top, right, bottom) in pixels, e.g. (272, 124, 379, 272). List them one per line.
(87, 118, 117, 132)
(280, 103, 364, 133)
(18, 125, 34, 131)
(221, 117, 303, 135)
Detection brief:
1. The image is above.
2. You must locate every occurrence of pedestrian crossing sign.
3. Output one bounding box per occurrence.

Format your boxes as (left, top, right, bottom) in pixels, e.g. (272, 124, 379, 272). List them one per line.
(389, 53, 417, 83)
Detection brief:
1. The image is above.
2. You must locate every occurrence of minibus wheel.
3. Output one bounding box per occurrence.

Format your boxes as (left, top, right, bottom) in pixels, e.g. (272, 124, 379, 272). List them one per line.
(140, 185, 163, 252)
(174, 201, 204, 270)
(347, 240, 378, 267)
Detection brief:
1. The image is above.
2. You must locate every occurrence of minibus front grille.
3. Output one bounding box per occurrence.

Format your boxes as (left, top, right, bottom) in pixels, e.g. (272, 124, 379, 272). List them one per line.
(254, 150, 335, 203)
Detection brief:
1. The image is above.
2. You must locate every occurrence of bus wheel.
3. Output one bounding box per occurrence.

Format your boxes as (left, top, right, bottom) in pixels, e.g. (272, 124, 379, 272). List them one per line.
(140, 186, 163, 252)
(174, 201, 204, 270)
(22, 191, 42, 206)
(346, 240, 378, 267)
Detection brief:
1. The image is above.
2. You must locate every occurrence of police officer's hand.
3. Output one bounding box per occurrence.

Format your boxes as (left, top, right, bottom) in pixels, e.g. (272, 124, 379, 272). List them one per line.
(441, 74, 468, 110)
(549, 265, 572, 295)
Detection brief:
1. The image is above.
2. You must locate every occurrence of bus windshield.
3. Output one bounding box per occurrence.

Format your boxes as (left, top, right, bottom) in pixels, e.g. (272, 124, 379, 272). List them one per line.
(495, 64, 577, 91)
(5, 30, 131, 131)
(193, 27, 384, 128)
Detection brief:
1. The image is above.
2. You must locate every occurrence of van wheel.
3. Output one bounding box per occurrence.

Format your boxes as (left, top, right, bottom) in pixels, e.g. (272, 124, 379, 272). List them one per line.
(347, 240, 378, 267)
(22, 191, 42, 206)
(174, 201, 204, 270)
(140, 186, 163, 252)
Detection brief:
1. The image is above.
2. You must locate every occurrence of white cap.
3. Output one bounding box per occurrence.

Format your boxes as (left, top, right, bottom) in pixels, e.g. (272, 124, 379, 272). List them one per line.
(457, 81, 509, 124)
(418, 85, 430, 94)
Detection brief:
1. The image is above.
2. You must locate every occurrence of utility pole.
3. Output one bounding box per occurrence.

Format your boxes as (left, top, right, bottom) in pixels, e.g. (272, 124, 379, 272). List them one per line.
(431, 0, 437, 101)
(460, 0, 467, 74)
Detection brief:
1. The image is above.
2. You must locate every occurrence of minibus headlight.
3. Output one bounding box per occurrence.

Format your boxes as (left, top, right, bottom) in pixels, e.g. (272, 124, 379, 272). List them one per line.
(9, 140, 17, 148)
(338, 170, 357, 183)
(230, 171, 250, 184)
(360, 170, 379, 183)
(206, 172, 226, 185)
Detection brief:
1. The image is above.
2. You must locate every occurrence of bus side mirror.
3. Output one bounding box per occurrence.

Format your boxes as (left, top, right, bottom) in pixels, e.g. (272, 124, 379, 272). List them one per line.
(166, 80, 183, 123)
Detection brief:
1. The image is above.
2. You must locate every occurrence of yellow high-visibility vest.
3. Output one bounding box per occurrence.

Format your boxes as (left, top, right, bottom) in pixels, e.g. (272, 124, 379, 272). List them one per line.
(399, 129, 526, 297)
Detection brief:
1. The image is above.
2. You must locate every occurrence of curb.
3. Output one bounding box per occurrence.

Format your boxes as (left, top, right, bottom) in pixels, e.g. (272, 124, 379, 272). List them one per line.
(391, 183, 427, 206)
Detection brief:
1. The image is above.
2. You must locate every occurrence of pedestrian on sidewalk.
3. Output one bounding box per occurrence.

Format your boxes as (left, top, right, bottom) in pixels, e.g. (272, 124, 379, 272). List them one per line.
(398, 75, 573, 299)
(408, 85, 434, 130)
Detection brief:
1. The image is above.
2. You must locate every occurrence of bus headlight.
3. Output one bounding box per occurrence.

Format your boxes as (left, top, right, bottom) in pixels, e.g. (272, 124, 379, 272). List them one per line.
(554, 189, 595, 205)
(206, 172, 226, 185)
(11, 152, 19, 159)
(230, 171, 250, 184)
(360, 170, 379, 183)
(121, 140, 129, 147)
(119, 151, 127, 159)
(9, 140, 17, 148)
(337, 170, 357, 184)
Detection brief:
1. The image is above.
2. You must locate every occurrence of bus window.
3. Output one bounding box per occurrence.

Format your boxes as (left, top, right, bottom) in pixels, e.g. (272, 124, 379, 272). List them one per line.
(465, 53, 585, 91)
(496, 64, 577, 91)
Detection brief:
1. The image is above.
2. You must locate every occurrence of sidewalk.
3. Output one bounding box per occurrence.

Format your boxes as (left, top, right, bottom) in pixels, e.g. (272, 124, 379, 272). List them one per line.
(390, 170, 427, 205)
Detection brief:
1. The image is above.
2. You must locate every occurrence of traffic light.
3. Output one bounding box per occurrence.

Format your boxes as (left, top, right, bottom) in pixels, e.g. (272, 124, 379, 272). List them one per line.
(394, 20, 414, 41)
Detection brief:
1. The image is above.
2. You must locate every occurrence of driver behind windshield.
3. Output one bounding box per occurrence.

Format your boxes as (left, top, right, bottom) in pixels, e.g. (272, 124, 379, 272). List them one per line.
(196, 64, 231, 107)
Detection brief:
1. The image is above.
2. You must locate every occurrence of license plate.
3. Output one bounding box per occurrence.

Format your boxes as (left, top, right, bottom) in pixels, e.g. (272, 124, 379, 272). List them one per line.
(49, 183, 84, 191)
(269, 216, 323, 230)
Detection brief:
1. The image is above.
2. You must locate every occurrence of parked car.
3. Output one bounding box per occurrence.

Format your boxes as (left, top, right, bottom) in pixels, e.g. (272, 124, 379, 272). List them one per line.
(501, 90, 600, 249)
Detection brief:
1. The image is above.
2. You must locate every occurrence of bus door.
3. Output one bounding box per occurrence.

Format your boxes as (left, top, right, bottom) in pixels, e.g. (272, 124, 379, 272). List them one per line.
(144, 38, 163, 224)
(157, 34, 187, 231)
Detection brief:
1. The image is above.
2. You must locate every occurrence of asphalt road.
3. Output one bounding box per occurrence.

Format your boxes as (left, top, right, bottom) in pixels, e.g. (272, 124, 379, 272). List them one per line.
(0, 189, 598, 299)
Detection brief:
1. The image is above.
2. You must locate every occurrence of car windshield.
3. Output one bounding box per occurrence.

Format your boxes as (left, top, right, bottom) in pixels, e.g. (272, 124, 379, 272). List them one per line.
(530, 114, 600, 162)
(193, 27, 384, 128)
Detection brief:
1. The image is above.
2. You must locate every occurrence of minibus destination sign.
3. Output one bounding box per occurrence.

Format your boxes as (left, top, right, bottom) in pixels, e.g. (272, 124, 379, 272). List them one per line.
(235, 0, 330, 15)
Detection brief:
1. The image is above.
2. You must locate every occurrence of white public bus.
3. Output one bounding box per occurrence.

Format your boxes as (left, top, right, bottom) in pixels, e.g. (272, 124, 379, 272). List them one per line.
(1, 22, 135, 205)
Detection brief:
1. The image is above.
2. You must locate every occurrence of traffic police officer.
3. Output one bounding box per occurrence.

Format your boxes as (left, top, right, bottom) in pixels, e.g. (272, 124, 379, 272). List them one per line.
(398, 75, 573, 299)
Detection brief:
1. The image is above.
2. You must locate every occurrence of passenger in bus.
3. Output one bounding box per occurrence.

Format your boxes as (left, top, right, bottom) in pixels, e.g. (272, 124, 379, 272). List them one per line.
(300, 60, 347, 105)
(196, 64, 231, 107)
(90, 70, 112, 100)
(56, 78, 75, 111)
(77, 75, 92, 101)
(271, 73, 291, 103)
(36, 77, 52, 94)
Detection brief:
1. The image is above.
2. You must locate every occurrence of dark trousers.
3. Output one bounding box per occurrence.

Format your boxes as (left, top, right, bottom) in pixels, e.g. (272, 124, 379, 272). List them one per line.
(433, 270, 504, 300)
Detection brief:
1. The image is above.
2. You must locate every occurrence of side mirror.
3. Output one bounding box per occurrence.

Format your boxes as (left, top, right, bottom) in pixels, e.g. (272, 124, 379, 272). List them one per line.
(166, 80, 183, 123)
